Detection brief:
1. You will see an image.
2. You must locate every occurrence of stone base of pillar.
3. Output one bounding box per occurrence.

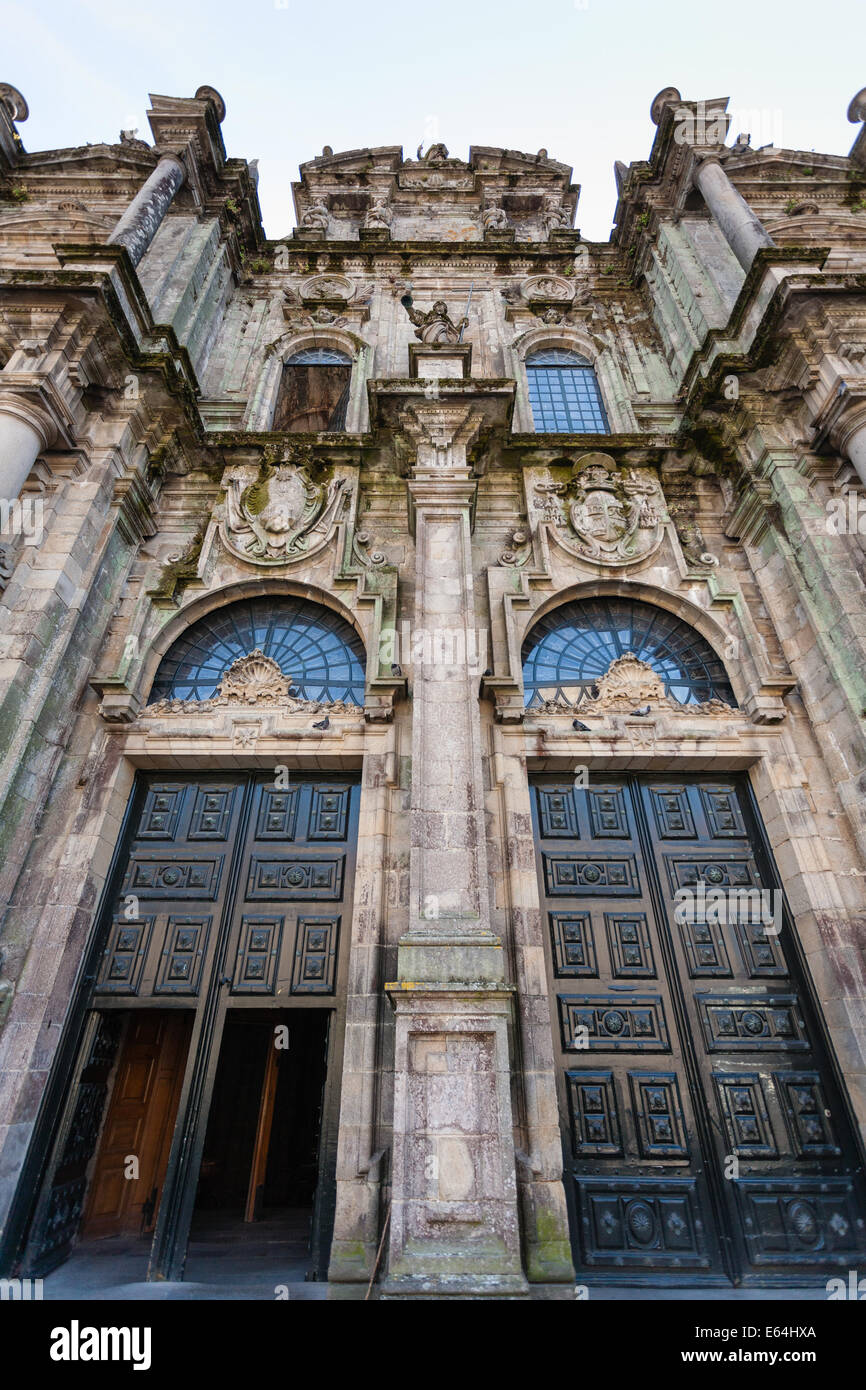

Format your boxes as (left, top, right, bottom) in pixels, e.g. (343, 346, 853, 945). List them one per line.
(381, 977, 530, 1299)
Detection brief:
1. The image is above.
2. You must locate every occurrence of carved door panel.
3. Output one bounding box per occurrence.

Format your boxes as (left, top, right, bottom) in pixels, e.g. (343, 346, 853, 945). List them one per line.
(94, 778, 248, 1004)
(532, 776, 727, 1279)
(638, 777, 866, 1279)
(81, 1011, 190, 1238)
(224, 777, 358, 1002)
(532, 773, 866, 1284)
(31, 772, 359, 1277)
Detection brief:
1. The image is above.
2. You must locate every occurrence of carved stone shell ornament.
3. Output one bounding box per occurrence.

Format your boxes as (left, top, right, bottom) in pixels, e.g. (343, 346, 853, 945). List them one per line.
(216, 650, 289, 702)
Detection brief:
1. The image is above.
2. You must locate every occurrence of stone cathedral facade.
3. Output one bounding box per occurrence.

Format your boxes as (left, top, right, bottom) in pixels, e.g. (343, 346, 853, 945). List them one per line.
(0, 79, 865, 1298)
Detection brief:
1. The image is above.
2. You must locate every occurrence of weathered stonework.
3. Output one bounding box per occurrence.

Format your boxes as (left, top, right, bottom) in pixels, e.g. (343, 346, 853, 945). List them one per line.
(0, 79, 865, 1296)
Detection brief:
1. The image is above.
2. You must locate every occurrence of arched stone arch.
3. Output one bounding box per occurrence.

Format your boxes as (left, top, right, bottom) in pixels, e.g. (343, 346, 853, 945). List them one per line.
(508, 577, 749, 711)
(133, 576, 370, 709)
(519, 580, 739, 706)
(245, 326, 373, 433)
(507, 325, 636, 434)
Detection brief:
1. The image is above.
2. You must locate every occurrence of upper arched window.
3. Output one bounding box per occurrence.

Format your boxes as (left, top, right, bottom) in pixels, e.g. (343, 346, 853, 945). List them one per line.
(149, 596, 366, 705)
(526, 349, 609, 434)
(273, 348, 352, 433)
(521, 597, 736, 708)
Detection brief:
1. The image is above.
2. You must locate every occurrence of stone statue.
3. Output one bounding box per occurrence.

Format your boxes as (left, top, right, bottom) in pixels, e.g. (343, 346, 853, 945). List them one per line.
(482, 200, 509, 231)
(541, 196, 571, 235)
(301, 197, 330, 230)
(405, 299, 468, 345)
(364, 197, 392, 230)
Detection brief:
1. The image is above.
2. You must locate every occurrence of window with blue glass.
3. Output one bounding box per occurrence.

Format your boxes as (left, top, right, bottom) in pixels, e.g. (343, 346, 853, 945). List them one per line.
(521, 597, 736, 708)
(526, 349, 609, 434)
(149, 597, 366, 705)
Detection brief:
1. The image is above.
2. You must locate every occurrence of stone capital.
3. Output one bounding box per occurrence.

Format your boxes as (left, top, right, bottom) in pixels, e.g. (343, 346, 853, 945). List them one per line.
(0, 381, 68, 450)
(403, 402, 484, 475)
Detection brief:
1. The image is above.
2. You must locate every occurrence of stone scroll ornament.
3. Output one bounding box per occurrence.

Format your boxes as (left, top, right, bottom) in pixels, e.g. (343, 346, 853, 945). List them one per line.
(217, 454, 348, 566)
(533, 452, 667, 566)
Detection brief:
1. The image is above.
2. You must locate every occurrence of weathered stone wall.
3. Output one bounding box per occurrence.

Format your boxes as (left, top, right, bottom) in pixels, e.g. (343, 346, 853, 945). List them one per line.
(0, 81, 865, 1290)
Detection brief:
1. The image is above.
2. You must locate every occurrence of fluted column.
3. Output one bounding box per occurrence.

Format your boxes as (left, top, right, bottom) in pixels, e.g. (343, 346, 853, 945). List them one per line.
(107, 154, 186, 267)
(694, 155, 775, 271)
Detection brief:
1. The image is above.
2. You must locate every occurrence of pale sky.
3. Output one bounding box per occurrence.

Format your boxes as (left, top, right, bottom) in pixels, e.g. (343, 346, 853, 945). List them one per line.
(2, 0, 863, 242)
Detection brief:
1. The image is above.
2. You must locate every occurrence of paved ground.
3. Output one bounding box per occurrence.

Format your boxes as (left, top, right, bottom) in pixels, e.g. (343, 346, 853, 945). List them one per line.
(38, 1212, 831, 1301)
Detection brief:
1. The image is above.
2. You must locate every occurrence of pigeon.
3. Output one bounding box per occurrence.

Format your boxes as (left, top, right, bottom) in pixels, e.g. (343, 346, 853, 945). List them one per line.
(288, 686, 301, 698)
(572, 719, 590, 732)
(312, 715, 330, 730)
(483, 668, 493, 677)
(630, 705, 652, 717)
(390, 663, 403, 677)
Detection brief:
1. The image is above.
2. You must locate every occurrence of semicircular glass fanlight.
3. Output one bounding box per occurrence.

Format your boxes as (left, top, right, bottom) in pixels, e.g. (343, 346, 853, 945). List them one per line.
(521, 596, 736, 708)
(149, 596, 366, 705)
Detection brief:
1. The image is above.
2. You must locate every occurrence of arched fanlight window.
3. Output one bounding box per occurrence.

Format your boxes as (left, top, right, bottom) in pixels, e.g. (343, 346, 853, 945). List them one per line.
(273, 347, 352, 433)
(149, 596, 366, 705)
(526, 349, 609, 434)
(521, 597, 736, 708)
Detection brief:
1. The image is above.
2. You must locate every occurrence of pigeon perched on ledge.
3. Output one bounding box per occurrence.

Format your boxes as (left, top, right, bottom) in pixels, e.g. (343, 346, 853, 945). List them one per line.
(312, 715, 330, 730)
(630, 705, 652, 717)
(572, 719, 590, 732)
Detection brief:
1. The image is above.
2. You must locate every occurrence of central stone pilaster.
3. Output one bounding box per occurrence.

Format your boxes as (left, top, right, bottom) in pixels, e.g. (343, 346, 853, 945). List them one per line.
(383, 399, 527, 1298)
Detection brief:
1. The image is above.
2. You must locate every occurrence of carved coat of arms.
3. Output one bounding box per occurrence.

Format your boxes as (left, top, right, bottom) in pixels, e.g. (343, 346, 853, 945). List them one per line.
(534, 452, 666, 566)
(218, 458, 347, 566)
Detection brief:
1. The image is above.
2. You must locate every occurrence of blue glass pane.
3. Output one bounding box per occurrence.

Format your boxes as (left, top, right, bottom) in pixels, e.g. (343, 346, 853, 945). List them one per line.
(527, 363, 609, 434)
(521, 598, 736, 708)
(150, 597, 366, 705)
(289, 348, 352, 365)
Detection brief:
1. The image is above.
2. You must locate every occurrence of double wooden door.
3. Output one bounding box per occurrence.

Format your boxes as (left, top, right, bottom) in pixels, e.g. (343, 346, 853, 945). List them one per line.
(531, 773, 866, 1283)
(27, 771, 359, 1276)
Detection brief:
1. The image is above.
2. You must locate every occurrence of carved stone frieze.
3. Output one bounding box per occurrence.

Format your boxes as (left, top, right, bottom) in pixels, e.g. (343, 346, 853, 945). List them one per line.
(144, 646, 362, 717)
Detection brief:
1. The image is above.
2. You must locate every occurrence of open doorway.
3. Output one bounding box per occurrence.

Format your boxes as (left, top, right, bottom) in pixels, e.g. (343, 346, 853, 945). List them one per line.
(187, 1010, 330, 1284)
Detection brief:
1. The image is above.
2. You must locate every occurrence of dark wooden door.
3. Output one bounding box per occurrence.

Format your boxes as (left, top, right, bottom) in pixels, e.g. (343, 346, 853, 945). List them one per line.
(532, 773, 866, 1284)
(26, 772, 359, 1278)
(81, 1011, 190, 1238)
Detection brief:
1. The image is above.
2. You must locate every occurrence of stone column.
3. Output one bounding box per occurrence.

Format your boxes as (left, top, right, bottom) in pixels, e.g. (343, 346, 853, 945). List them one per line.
(382, 402, 528, 1298)
(694, 156, 775, 271)
(107, 154, 186, 268)
(0, 396, 56, 500)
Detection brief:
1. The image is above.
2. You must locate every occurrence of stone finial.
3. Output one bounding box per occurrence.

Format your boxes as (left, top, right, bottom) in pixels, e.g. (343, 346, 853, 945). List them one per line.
(194, 85, 226, 122)
(650, 86, 682, 125)
(848, 87, 866, 123)
(0, 84, 28, 122)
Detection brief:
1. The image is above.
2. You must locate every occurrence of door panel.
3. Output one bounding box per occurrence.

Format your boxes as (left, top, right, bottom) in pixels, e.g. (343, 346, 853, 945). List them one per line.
(29, 772, 360, 1278)
(638, 777, 866, 1277)
(532, 773, 866, 1283)
(82, 1011, 190, 1238)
